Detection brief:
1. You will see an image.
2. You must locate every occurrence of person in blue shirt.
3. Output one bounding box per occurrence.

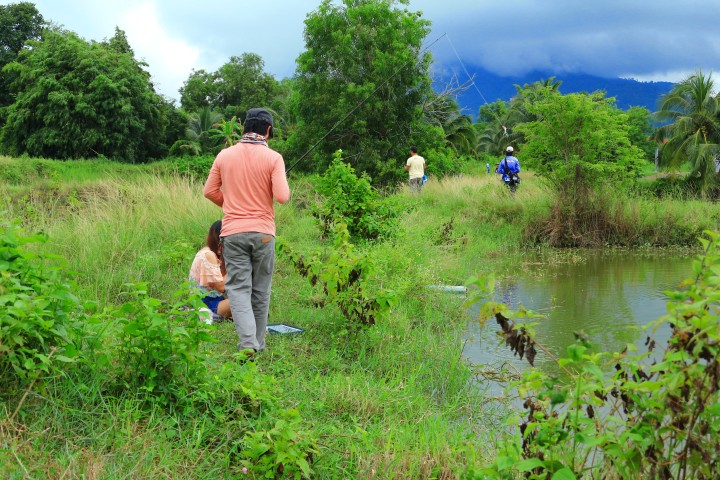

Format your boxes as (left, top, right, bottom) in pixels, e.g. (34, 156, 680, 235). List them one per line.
(496, 146, 521, 193)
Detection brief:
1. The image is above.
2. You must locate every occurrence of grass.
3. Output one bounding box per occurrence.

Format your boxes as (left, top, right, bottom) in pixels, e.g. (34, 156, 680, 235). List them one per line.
(0, 156, 717, 478)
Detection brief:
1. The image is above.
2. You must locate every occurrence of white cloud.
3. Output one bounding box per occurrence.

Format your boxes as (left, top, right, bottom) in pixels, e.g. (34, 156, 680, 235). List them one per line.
(117, 2, 201, 100)
(621, 70, 701, 84)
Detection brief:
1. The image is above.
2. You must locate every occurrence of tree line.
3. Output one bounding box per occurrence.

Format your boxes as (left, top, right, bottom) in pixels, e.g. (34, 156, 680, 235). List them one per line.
(1, 1, 718, 191)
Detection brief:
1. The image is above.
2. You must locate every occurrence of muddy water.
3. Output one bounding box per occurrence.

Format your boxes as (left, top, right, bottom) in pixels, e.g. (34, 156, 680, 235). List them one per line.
(464, 250, 693, 377)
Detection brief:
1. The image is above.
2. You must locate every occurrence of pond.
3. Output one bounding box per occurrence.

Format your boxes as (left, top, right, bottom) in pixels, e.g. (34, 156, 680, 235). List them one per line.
(463, 249, 694, 378)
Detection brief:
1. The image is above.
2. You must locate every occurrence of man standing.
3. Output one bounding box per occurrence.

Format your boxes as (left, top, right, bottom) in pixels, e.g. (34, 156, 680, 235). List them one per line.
(203, 108, 290, 355)
(496, 145, 521, 194)
(405, 146, 426, 193)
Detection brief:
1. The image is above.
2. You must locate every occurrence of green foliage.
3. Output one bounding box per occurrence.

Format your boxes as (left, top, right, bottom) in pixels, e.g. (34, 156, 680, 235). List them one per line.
(182, 106, 224, 155)
(209, 116, 243, 148)
(238, 408, 318, 479)
(654, 70, 720, 196)
(313, 150, 396, 241)
(0, 157, 64, 185)
(179, 53, 280, 120)
(1, 28, 166, 162)
(279, 223, 396, 327)
(0, 2, 45, 67)
(0, 2, 45, 110)
(0, 221, 81, 383)
(517, 91, 645, 188)
(167, 155, 215, 180)
(470, 230, 720, 479)
(515, 91, 647, 246)
(105, 283, 215, 405)
(288, 0, 443, 182)
(626, 106, 657, 162)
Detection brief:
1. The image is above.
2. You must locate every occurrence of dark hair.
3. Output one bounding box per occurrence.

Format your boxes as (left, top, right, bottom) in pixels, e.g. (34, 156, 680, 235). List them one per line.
(244, 118, 273, 138)
(410, 146, 418, 154)
(243, 115, 273, 139)
(206, 220, 222, 257)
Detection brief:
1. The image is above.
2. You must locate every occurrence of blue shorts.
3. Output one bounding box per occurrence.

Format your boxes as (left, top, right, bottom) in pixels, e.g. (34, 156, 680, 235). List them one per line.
(202, 295, 222, 314)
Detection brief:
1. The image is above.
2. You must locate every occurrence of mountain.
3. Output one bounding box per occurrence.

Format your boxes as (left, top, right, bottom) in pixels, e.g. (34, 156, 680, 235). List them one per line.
(436, 65, 675, 118)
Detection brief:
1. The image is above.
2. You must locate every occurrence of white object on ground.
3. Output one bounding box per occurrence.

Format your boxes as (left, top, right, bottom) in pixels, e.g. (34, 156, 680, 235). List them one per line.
(198, 307, 213, 325)
(426, 285, 468, 293)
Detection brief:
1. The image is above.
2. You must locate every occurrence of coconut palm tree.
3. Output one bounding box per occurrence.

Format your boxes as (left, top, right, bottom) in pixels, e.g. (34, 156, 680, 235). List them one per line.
(476, 109, 522, 157)
(655, 70, 720, 194)
(443, 112, 477, 156)
(209, 116, 242, 148)
(186, 107, 224, 153)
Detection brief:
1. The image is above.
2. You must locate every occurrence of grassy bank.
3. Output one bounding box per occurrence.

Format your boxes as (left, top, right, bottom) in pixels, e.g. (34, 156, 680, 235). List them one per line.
(1, 157, 718, 478)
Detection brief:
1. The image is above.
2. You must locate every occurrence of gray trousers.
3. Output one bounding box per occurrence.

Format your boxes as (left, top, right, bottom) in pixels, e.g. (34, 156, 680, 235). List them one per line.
(409, 177, 422, 193)
(222, 232, 275, 351)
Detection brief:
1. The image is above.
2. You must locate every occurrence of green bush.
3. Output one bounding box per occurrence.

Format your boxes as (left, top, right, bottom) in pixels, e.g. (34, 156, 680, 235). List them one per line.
(0, 157, 65, 185)
(313, 150, 396, 241)
(166, 155, 215, 180)
(105, 283, 216, 406)
(279, 223, 396, 327)
(0, 221, 81, 383)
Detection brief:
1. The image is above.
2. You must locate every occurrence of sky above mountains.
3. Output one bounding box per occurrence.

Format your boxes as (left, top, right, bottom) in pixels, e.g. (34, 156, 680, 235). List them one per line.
(7, 0, 719, 101)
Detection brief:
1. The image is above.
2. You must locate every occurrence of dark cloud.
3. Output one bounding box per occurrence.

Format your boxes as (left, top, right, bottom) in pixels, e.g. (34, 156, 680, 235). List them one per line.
(413, 0, 720, 81)
(7, 0, 720, 100)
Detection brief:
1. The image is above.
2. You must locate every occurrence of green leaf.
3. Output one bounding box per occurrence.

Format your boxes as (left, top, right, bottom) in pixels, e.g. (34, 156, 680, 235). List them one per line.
(515, 458, 545, 472)
(551, 467, 577, 480)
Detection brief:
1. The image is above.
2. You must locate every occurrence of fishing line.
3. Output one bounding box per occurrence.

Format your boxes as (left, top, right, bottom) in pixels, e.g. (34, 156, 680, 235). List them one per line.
(445, 34, 509, 139)
(285, 32, 448, 174)
(445, 33, 488, 105)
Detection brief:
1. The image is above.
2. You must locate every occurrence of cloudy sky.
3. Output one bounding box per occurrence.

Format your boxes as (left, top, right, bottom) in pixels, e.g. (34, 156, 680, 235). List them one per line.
(7, 0, 719, 101)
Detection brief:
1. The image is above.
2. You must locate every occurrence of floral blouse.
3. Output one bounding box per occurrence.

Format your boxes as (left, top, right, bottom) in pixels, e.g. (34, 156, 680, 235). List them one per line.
(189, 246, 224, 298)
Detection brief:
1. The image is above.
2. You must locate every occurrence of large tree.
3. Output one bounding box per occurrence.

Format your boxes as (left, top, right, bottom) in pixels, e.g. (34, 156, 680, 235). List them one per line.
(0, 2, 45, 112)
(654, 71, 720, 194)
(517, 90, 644, 187)
(1, 28, 166, 162)
(288, 0, 442, 183)
(0, 2, 44, 68)
(179, 53, 280, 120)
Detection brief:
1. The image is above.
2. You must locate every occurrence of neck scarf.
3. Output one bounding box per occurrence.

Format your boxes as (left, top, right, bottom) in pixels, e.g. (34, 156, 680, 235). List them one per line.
(240, 132, 268, 146)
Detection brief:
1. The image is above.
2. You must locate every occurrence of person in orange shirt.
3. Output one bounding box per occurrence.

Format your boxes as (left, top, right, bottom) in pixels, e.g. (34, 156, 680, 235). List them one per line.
(203, 108, 291, 356)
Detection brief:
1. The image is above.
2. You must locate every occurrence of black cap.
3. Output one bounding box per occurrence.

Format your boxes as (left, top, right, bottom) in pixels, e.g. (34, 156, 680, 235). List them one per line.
(245, 108, 273, 127)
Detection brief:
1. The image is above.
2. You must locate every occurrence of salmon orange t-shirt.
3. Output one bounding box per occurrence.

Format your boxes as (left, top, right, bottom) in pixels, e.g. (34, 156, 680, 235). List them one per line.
(203, 142, 290, 237)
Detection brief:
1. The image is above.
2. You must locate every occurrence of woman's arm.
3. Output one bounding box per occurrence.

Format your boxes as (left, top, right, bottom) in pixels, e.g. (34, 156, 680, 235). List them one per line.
(204, 250, 226, 293)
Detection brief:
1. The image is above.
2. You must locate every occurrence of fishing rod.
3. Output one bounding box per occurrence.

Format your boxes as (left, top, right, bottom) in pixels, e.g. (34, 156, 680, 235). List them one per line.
(285, 32, 447, 174)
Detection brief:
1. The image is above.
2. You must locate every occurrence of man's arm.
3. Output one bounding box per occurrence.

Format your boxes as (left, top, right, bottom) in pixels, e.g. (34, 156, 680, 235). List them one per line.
(272, 157, 291, 204)
(203, 160, 224, 207)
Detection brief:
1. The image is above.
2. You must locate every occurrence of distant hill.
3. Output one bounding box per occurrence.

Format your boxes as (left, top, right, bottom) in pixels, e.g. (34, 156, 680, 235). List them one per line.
(435, 65, 675, 118)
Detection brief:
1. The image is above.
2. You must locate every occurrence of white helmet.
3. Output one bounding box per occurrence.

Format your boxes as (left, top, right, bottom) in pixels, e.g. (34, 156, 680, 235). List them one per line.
(506, 146, 514, 153)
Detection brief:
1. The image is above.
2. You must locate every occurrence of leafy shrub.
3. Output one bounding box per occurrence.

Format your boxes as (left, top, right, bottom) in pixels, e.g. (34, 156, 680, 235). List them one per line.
(424, 147, 463, 178)
(278, 223, 396, 327)
(313, 150, 396, 241)
(0, 221, 81, 383)
(166, 155, 215, 180)
(238, 408, 318, 479)
(105, 283, 215, 406)
(634, 174, 694, 199)
(0, 157, 64, 185)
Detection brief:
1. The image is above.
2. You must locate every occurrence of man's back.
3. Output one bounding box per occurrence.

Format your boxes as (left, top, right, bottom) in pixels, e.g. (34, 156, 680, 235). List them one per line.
(203, 142, 290, 237)
(407, 155, 425, 179)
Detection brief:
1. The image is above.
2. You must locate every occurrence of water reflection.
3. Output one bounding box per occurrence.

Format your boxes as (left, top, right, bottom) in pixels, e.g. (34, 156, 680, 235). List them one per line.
(464, 250, 693, 375)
